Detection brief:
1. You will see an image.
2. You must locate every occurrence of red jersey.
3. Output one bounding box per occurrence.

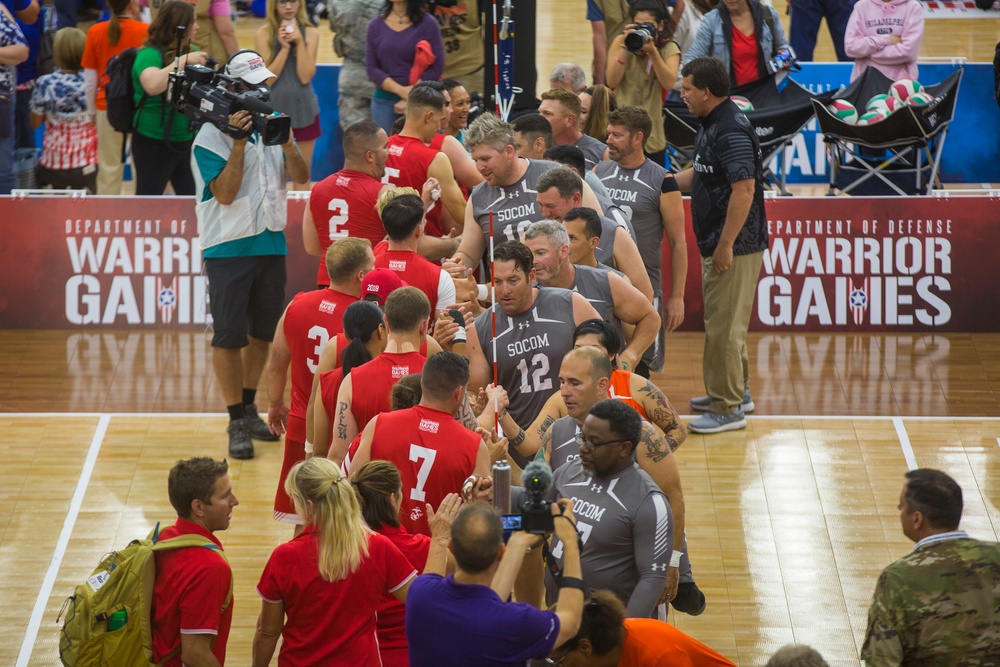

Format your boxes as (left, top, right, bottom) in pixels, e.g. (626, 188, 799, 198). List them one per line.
(375, 525, 431, 665)
(151, 519, 233, 666)
(608, 369, 648, 419)
(257, 528, 416, 667)
(385, 134, 445, 237)
(283, 289, 357, 442)
(370, 405, 481, 536)
(349, 351, 427, 432)
(319, 367, 346, 445)
(309, 169, 385, 285)
(375, 249, 452, 314)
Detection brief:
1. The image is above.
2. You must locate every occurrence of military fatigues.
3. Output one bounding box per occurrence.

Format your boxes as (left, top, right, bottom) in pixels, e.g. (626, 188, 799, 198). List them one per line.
(329, 0, 381, 129)
(474, 287, 576, 467)
(862, 532, 1000, 666)
(594, 158, 669, 371)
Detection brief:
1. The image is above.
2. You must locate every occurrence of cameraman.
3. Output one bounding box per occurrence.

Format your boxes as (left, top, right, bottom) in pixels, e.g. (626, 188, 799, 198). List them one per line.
(405, 501, 585, 666)
(192, 49, 309, 460)
(605, 0, 681, 167)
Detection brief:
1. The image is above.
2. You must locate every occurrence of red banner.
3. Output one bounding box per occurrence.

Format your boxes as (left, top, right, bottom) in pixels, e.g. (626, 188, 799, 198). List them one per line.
(665, 196, 1000, 332)
(0, 194, 996, 331)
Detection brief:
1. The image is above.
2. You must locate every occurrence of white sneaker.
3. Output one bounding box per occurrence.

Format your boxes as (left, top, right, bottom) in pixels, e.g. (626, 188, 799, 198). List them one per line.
(689, 388, 755, 414)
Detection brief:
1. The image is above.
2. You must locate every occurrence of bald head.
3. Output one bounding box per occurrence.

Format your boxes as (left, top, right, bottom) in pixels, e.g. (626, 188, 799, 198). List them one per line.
(450, 502, 503, 574)
(564, 345, 613, 382)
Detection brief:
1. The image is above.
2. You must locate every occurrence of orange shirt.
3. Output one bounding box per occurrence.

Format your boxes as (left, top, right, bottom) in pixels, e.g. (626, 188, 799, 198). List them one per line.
(617, 619, 736, 667)
(81, 18, 149, 110)
(609, 369, 648, 419)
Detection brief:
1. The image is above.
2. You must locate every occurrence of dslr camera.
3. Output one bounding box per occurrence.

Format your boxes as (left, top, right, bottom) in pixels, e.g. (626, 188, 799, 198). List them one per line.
(166, 31, 291, 146)
(624, 21, 659, 54)
(502, 461, 555, 535)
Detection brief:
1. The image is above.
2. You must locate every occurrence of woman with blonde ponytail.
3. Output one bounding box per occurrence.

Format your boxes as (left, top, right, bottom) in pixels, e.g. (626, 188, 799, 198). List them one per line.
(80, 0, 147, 194)
(253, 458, 456, 666)
(351, 460, 460, 667)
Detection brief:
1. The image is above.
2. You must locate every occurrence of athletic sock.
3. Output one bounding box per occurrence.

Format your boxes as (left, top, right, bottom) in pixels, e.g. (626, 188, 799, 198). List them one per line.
(242, 388, 257, 408)
(227, 403, 244, 421)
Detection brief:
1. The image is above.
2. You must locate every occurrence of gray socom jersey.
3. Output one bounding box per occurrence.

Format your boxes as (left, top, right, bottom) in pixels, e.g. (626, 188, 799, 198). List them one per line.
(475, 287, 576, 468)
(594, 158, 669, 371)
(569, 265, 625, 354)
(573, 134, 608, 171)
(471, 159, 561, 249)
(546, 416, 581, 471)
(547, 460, 672, 618)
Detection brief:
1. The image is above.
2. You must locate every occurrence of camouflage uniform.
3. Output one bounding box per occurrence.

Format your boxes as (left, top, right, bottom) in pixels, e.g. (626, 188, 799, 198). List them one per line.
(329, 0, 381, 130)
(862, 533, 1000, 666)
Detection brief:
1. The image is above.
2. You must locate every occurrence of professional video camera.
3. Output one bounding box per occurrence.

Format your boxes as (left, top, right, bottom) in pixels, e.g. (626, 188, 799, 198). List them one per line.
(502, 460, 555, 535)
(165, 29, 291, 146)
(624, 21, 659, 54)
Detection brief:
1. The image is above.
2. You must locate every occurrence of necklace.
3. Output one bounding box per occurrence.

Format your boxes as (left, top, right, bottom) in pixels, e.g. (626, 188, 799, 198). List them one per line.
(391, 8, 408, 24)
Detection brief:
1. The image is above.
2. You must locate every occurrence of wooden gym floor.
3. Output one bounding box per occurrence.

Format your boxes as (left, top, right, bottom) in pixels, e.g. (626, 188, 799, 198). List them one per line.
(5, 4, 1000, 665)
(1, 329, 998, 666)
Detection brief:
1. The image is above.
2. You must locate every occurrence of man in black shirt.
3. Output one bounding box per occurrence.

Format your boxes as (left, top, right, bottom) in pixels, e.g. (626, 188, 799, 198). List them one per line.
(674, 57, 768, 434)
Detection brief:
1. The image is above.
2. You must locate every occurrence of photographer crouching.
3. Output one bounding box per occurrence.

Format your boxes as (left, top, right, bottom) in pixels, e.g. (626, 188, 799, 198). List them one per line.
(605, 0, 681, 167)
(191, 50, 310, 460)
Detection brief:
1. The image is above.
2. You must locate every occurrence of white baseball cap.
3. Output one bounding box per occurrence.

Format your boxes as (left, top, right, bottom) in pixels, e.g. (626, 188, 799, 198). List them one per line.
(225, 51, 275, 86)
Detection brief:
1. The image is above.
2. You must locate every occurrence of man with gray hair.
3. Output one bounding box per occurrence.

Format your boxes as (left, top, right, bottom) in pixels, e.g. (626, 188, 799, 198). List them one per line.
(767, 644, 830, 667)
(523, 220, 659, 373)
(549, 62, 587, 93)
(535, 167, 653, 307)
(449, 114, 603, 273)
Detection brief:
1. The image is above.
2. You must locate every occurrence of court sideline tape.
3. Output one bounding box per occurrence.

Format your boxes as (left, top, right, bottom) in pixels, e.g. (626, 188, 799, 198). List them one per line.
(893, 417, 918, 471)
(15, 414, 111, 667)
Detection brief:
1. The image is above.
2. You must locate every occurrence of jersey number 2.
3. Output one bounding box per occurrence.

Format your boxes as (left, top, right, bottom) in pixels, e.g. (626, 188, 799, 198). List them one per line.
(328, 198, 349, 239)
(409, 444, 437, 502)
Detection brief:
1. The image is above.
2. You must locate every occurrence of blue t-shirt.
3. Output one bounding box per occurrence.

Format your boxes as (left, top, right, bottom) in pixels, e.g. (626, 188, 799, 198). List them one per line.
(405, 574, 560, 667)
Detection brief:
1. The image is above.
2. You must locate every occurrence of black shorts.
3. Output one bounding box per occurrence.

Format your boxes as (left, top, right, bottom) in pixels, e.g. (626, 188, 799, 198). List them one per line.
(205, 255, 286, 349)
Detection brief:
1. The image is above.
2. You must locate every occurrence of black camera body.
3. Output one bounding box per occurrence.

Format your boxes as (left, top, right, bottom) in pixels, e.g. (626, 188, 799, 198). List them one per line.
(624, 21, 658, 54)
(167, 63, 291, 146)
(518, 466, 555, 535)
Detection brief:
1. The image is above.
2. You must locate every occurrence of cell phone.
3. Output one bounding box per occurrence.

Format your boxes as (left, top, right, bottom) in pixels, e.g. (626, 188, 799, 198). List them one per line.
(501, 514, 522, 531)
(282, 18, 296, 34)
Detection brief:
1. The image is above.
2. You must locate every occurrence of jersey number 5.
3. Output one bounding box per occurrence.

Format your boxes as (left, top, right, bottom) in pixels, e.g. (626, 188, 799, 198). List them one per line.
(517, 353, 552, 393)
(409, 444, 437, 502)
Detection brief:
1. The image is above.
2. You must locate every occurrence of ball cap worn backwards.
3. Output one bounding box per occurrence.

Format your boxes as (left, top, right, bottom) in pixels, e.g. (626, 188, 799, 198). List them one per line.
(225, 51, 275, 86)
(362, 269, 407, 306)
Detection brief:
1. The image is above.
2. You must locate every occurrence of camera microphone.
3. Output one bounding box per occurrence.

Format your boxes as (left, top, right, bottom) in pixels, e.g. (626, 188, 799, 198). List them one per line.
(522, 460, 553, 496)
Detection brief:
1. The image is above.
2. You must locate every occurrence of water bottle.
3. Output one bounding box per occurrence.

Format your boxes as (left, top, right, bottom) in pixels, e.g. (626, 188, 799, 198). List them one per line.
(107, 609, 127, 631)
(492, 459, 511, 514)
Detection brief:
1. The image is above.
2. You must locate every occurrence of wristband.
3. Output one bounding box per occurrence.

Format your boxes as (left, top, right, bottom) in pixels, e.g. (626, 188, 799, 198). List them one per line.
(477, 284, 489, 301)
(557, 576, 588, 593)
(669, 550, 683, 568)
(304, 440, 314, 454)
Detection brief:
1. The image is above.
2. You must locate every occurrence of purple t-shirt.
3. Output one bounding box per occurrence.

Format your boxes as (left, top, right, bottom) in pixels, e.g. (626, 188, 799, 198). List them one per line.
(364, 12, 445, 89)
(405, 574, 560, 667)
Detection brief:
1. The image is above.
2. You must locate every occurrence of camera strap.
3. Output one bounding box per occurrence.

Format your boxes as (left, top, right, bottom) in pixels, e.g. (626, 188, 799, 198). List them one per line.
(542, 543, 588, 596)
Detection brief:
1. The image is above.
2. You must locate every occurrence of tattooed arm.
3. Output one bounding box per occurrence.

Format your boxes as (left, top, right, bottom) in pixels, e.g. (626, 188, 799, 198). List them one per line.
(496, 391, 562, 457)
(348, 415, 379, 474)
(636, 422, 685, 558)
(455, 392, 479, 430)
(328, 376, 359, 466)
(633, 375, 687, 452)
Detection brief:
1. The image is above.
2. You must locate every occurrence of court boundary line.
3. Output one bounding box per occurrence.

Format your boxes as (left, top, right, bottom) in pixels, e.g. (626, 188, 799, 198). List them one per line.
(16, 414, 111, 667)
(893, 417, 919, 470)
(2, 412, 1000, 421)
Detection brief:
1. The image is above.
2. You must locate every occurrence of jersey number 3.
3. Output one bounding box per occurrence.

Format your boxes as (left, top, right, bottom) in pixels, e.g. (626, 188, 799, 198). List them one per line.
(409, 444, 437, 502)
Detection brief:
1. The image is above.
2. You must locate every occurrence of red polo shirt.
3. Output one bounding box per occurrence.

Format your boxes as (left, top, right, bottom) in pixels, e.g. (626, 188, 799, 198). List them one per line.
(151, 518, 233, 666)
(257, 527, 417, 666)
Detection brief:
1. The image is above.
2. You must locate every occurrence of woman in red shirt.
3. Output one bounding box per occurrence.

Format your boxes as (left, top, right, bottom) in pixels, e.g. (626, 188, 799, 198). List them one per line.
(351, 460, 455, 667)
(252, 458, 457, 666)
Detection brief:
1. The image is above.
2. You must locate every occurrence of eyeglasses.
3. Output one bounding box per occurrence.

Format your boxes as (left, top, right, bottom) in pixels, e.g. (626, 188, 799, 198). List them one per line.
(545, 654, 568, 665)
(278, 0, 298, 5)
(574, 432, 627, 451)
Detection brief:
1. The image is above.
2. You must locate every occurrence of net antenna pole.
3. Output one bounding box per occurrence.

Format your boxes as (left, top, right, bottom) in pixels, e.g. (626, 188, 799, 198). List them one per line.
(491, 0, 515, 121)
(488, 210, 500, 434)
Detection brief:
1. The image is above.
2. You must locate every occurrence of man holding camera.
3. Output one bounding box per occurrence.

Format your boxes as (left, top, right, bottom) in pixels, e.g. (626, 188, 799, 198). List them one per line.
(405, 500, 585, 666)
(192, 50, 310, 460)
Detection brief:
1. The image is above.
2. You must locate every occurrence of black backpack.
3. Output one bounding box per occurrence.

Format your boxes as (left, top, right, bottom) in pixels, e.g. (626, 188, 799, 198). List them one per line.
(104, 47, 147, 135)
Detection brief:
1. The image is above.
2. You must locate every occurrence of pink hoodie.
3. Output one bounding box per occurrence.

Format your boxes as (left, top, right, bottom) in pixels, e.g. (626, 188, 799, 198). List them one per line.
(844, 0, 925, 81)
